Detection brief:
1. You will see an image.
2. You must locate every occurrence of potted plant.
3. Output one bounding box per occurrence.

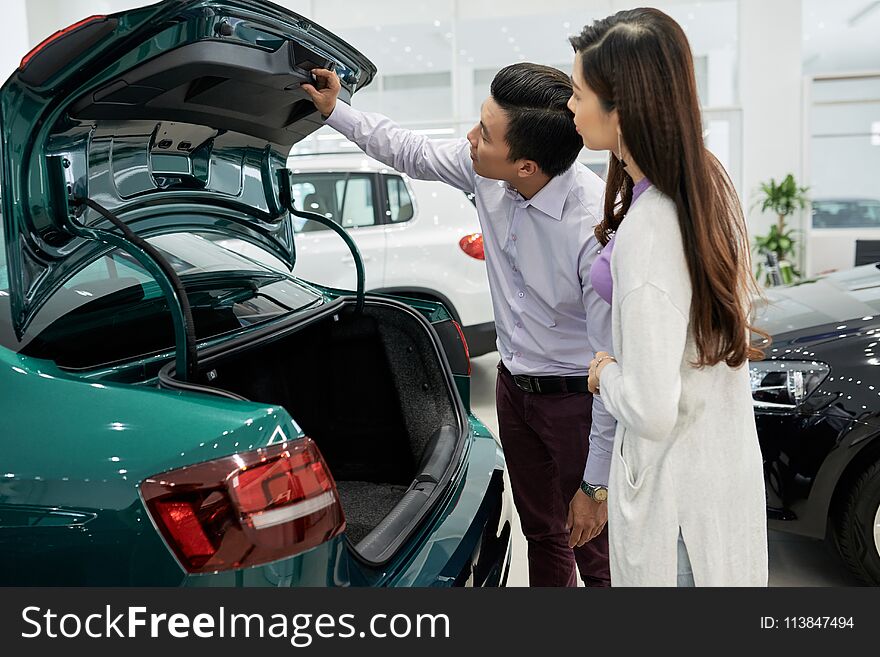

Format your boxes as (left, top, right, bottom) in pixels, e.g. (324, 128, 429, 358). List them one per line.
(752, 174, 810, 286)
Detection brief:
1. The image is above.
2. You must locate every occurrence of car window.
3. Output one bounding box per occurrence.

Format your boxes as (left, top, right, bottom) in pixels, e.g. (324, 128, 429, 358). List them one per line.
(289, 172, 376, 233)
(0, 233, 321, 369)
(813, 200, 880, 229)
(385, 176, 414, 223)
(335, 176, 375, 228)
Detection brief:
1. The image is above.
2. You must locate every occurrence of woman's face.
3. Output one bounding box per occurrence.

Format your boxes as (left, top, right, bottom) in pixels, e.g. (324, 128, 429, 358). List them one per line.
(567, 52, 619, 153)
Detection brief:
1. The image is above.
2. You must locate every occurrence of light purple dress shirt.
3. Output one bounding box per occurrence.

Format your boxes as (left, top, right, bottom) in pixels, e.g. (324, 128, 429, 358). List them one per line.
(590, 177, 653, 305)
(325, 100, 615, 485)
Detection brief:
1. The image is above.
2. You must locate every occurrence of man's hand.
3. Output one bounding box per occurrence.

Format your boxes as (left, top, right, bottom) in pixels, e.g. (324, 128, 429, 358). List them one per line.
(300, 68, 342, 118)
(566, 488, 607, 548)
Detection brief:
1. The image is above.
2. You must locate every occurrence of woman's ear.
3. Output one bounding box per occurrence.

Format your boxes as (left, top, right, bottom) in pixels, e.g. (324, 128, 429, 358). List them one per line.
(610, 108, 621, 132)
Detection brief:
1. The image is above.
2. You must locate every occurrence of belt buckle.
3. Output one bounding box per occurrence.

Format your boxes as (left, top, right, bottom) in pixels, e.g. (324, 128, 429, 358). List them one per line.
(513, 375, 534, 393)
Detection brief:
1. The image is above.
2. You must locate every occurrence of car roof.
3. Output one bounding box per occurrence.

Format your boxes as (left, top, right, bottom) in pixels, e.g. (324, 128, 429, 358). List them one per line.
(814, 198, 880, 204)
(287, 152, 403, 175)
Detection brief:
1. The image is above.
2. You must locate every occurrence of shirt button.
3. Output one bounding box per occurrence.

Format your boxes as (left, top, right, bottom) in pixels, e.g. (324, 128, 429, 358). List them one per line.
(518, 291, 524, 298)
(512, 266, 519, 273)
(516, 321, 523, 329)
(515, 351, 522, 358)
(511, 234, 517, 242)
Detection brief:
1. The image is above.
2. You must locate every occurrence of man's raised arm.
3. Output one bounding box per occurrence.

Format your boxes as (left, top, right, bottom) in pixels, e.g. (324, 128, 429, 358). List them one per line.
(301, 69, 476, 193)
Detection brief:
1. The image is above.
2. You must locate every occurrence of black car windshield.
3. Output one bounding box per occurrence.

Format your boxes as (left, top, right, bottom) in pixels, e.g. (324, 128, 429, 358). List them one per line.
(0, 233, 322, 369)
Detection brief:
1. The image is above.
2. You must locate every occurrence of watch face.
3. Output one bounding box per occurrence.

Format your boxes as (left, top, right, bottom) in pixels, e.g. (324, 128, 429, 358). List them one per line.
(595, 488, 608, 502)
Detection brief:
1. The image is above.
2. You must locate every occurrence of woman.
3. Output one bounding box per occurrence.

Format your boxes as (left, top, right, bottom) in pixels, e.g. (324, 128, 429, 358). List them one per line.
(568, 8, 769, 586)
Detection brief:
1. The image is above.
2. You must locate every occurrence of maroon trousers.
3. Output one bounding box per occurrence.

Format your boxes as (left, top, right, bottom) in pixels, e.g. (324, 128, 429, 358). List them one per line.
(496, 362, 610, 587)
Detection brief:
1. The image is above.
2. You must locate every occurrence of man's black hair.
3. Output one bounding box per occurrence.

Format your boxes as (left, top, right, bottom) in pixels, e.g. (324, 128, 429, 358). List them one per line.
(490, 63, 583, 178)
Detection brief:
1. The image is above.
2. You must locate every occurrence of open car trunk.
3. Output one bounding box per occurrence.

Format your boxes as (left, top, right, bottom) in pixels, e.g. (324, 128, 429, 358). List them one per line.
(160, 298, 466, 563)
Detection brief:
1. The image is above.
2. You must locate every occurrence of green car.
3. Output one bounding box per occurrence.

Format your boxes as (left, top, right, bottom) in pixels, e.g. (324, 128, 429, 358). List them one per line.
(0, 0, 511, 586)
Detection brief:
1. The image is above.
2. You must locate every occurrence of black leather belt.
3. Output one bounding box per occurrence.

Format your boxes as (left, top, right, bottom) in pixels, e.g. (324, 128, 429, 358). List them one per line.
(499, 362, 590, 394)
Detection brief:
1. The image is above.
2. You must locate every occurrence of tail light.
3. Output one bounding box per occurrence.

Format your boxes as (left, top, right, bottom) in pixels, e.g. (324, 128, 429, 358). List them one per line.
(19, 15, 108, 70)
(459, 233, 485, 260)
(140, 437, 345, 574)
(453, 320, 472, 376)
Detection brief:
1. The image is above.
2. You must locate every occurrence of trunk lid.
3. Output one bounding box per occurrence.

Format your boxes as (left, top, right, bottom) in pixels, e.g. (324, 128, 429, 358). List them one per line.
(1, 0, 375, 340)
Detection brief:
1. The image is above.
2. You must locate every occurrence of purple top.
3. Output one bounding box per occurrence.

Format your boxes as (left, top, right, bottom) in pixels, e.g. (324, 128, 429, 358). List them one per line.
(590, 178, 653, 305)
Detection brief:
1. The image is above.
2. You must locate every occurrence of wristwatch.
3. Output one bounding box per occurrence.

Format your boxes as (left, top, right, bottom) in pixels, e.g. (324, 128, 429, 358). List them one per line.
(580, 480, 608, 502)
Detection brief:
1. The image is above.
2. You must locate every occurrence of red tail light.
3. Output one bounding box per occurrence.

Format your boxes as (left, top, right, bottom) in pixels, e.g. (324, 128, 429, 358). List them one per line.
(459, 233, 485, 260)
(140, 438, 345, 574)
(452, 320, 472, 376)
(19, 15, 108, 70)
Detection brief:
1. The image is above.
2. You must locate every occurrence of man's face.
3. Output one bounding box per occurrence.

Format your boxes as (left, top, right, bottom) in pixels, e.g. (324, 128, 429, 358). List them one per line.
(466, 98, 523, 182)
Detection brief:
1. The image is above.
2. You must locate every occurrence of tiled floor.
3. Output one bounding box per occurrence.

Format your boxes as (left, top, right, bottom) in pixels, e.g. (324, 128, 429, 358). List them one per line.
(468, 353, 864, 587)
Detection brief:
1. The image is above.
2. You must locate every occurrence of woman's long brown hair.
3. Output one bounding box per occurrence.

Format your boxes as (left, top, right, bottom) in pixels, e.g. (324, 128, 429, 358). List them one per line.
(571, 8, 767, 367)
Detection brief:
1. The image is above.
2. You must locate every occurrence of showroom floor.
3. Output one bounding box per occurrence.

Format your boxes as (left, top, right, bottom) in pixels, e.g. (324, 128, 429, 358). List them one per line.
(468, 353, 863, 587)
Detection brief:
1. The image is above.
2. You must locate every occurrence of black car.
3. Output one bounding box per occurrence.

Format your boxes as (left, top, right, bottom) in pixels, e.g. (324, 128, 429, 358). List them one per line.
(752, 262, 880, 584)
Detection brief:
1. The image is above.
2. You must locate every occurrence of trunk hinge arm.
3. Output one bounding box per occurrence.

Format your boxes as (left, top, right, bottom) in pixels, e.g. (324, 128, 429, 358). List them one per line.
(69, 197, 198, 381)
(278, 168, 365, 313)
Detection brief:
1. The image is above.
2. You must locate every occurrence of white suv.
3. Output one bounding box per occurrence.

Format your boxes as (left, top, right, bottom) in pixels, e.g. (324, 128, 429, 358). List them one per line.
(220, 152, 496, 356)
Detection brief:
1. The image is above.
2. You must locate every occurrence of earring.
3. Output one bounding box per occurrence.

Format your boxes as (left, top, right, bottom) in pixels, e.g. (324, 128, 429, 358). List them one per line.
(617, 132, 628, 169)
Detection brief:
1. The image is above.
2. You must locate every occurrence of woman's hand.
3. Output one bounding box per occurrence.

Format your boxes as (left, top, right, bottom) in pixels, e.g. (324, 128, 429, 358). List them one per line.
(588, 351, 616, 394)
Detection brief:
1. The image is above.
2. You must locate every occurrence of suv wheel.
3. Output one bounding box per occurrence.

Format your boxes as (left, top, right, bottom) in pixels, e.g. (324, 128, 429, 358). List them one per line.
(835, 458, 880, 585)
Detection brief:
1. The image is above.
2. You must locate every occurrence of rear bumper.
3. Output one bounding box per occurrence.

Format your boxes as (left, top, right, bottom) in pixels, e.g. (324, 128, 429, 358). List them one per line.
(452, 468, 512, 587)
(463, 321, 497, 357)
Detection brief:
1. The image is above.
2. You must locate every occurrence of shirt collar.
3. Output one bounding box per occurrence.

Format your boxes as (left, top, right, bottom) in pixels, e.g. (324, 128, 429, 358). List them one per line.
(503, 166, 575, 221)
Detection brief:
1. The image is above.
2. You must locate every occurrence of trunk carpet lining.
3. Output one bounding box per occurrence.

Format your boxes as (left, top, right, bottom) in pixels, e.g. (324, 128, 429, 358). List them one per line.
(335, 481, 411, 546)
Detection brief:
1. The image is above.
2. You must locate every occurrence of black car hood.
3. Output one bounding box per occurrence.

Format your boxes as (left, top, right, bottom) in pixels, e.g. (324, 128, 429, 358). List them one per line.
(755, 263, 880, 340)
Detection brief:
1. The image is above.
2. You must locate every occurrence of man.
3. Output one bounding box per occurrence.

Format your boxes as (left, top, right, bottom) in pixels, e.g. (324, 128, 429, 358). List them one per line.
(301, 63, 615, 587)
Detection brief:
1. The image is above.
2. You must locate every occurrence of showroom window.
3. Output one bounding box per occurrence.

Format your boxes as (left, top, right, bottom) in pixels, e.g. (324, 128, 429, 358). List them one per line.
(289, 173, 378, 232)
(385, 176, 415, 223)
(805, 73, 880, 273)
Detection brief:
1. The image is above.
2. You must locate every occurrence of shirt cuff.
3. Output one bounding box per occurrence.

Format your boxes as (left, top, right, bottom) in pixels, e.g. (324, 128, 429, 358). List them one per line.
(324, 100, 358, 135)
(583, 452, 611, 487)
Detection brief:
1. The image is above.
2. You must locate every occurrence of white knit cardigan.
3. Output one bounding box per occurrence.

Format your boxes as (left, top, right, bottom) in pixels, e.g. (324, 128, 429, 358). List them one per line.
(598, 187, 768, 586)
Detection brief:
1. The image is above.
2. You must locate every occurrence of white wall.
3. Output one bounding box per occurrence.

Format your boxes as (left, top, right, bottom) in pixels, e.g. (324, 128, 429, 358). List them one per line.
(0, 1, 32, 82)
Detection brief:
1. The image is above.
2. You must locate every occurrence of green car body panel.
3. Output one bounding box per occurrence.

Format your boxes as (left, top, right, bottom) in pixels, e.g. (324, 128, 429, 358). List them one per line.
(0, 0, 510, 586)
